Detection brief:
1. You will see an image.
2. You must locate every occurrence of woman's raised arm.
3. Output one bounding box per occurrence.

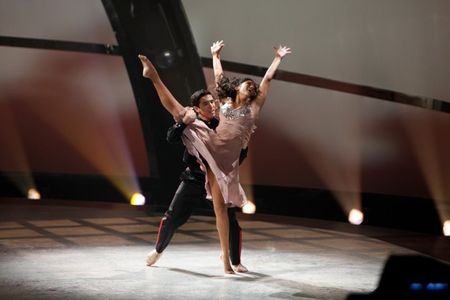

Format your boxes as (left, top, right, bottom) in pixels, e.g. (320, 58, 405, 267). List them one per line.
(253, 46, 291, 110)
(210, 40, 225, 86)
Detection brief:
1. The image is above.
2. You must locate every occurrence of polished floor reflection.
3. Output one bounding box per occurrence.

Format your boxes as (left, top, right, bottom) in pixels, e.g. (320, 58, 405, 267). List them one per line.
(0, 198, 448, 300)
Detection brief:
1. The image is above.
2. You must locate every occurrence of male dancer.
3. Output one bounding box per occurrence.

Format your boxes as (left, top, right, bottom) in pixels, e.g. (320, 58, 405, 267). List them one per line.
(146, 89, 248, 273)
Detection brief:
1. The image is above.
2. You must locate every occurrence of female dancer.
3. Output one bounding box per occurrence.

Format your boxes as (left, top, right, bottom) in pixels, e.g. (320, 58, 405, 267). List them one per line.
(138, 42, 290, 273)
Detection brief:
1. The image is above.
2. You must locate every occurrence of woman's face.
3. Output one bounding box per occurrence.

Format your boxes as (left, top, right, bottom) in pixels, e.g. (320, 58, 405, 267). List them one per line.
(237, 80, 258, 99)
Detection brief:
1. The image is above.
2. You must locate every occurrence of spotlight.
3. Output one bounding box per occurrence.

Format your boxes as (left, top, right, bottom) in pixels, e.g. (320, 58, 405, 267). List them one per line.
(242, 201, 256, 214)
(348, 208, 363, 225)
(27, 188, 41, 200)
(130, 193, 145, 206)
(155, 50, 175, 68)
(443, 220, 450, 236)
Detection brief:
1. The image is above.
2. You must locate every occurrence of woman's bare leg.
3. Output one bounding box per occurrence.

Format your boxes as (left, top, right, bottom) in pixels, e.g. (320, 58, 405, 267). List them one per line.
(206, 168, 233, 274)
(138, 55, 184, 118)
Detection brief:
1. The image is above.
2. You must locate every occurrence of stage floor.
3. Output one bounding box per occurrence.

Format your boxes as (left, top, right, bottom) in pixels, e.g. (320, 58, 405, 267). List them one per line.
(0, 198, 448, 299)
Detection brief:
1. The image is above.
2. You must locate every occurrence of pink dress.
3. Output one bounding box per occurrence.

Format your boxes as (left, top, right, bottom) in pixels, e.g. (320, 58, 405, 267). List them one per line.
(182, 102, 257, 207)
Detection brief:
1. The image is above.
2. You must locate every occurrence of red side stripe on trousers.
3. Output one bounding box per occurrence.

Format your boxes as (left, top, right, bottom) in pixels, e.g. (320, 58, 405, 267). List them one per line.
(155, 217, 165, 246)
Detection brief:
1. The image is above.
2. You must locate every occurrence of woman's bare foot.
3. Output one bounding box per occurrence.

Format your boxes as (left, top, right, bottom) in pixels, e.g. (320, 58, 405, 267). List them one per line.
(138, 54, 158, 79)
(146, 249, 162, 266)
(220, 254, 235, 274)
(224, 264, 234, 274)
(232, 263, 248, 273)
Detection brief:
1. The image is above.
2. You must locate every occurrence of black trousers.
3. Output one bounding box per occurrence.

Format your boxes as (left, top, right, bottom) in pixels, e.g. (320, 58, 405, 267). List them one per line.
(155, 180, 242, 265)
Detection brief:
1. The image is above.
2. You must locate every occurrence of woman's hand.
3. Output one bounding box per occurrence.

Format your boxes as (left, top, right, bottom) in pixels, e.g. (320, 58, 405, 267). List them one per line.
(274, 45, 291, 59)
(211, 40, 225, 57)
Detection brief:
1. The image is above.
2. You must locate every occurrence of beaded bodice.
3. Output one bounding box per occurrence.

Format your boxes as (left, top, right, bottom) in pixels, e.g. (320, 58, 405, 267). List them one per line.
(220, 102, 251, 120)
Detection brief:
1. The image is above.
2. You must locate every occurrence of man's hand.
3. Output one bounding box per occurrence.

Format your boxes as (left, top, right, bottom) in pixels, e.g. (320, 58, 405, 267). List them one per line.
(182, 108, 197, 124)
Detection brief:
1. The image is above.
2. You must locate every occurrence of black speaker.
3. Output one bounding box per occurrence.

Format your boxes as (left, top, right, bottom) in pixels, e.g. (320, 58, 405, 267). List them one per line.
(347, 255, 450, 299)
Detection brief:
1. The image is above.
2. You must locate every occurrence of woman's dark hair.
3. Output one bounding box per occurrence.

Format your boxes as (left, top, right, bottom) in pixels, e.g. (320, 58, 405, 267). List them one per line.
(190, 89, 212, 107)
(216, 75, 259, 102)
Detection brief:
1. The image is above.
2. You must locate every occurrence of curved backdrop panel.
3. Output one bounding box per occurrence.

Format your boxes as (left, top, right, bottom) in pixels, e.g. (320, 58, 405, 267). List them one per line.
(0, 0, 205, 204)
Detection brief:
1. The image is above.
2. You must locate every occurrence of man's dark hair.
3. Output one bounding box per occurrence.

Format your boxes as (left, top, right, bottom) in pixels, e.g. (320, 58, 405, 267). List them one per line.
(190, 89, 212, 107)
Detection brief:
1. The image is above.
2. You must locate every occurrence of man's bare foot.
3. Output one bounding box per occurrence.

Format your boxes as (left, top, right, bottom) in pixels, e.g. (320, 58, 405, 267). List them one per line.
(146, 249, 162, 266)
(232, 263, 248, 273)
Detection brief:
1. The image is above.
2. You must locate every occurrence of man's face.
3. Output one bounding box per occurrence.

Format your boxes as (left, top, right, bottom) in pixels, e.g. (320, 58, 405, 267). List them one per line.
(194, 94, 216, 120)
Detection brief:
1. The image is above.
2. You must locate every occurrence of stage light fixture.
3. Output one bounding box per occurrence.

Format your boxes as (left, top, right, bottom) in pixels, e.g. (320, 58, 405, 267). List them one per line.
(130, 193, 145, 206)
(242, 201, 256, 214)
(155, 50, 175, 68)
(348, 208, 364, 225)
(27, 188, 41, 200)
(443, 220, 450, 236)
